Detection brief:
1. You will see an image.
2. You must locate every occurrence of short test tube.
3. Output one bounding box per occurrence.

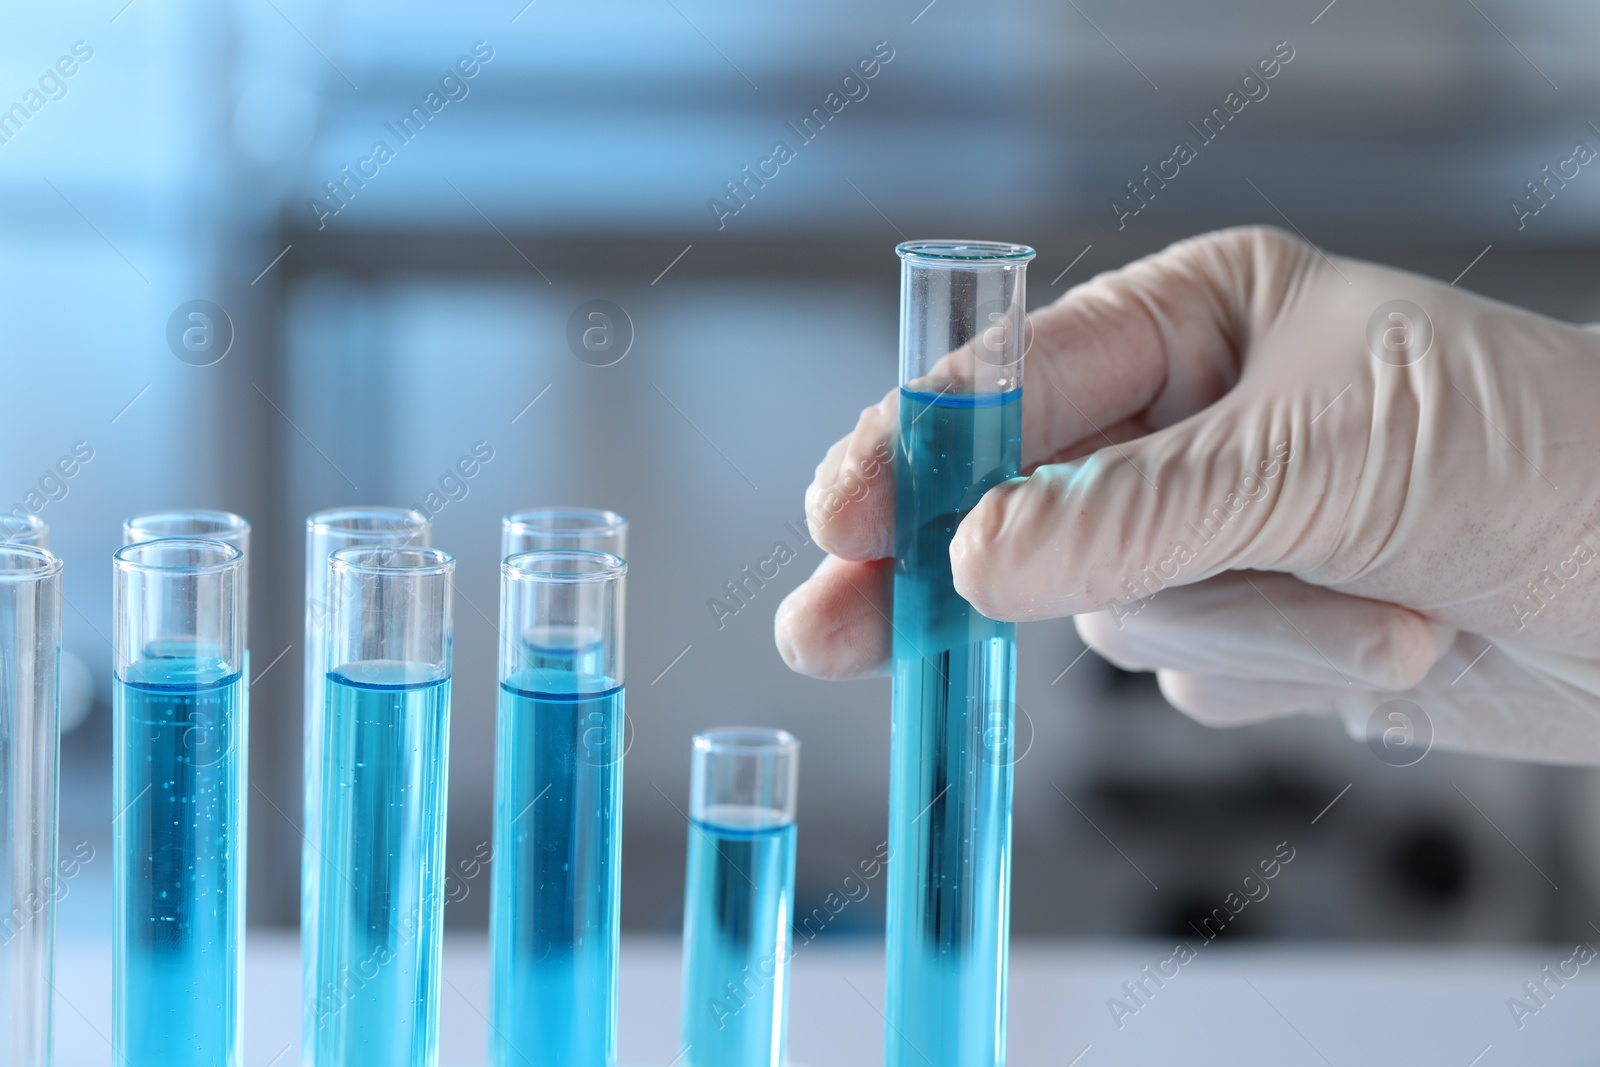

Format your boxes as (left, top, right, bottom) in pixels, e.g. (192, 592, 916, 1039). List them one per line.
(301, 506, 431, 1055)
(113, 539, 247, 1067)
(490, 550, 627, 1067)
(313, 546, 454, 1067)
(887, 240, 1033, 1067)
(680, 728, 799, 1067)
(0, 544, 62, 1067)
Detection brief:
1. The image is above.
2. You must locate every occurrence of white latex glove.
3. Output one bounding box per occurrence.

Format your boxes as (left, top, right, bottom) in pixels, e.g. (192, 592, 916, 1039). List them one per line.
(775, 226, 1600, 764)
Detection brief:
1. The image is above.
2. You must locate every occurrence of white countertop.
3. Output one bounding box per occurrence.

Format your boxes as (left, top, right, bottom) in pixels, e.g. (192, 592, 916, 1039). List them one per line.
(51, 934, 1599, 1065)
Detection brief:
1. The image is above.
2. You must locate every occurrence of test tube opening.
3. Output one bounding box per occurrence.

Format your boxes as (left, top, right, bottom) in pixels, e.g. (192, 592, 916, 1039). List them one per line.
(308, 506, 432, 541)
(123, 508, 251, 548)
(897, 240, 1036, 398)
(124, 510, 252, 653)
(690, 727, 800, 829)
(113, 539, 244, 672)
(325, 545, 454, 680)
(501, 507, 628, 560)
(500, 550, 625, 693)
(0, 543, 63, 580)
(0, 512, 48, 548)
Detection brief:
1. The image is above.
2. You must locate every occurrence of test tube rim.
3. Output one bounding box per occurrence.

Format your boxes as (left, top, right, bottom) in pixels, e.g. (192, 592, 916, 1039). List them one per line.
(502, 507, 628, 540)
(306, 506, 431, 539)
(113, 537, 242, 575)
(0, 511, 48, 546)
(693, 726, 800, 757)
(0, 543, 63, 580)
(328, 544, 455, 577)
(123, 508, 251, 547)
(503, 548, 625, 584)
(896, 239, 1036, 263)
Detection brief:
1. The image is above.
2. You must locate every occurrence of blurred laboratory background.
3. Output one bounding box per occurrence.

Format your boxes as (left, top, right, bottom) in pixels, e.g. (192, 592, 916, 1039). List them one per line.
(5, 0, 1600, 958)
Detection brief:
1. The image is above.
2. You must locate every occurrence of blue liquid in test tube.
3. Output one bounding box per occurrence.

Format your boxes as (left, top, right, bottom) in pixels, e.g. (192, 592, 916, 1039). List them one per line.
(491, 551, 626, 1067)
(311, 547, 454, 1067)
(886, 241, 1033, 1067)
(113, 539, 247, 1067)
(679, 728, 799, 1067)
(301, 508, 431, 1066)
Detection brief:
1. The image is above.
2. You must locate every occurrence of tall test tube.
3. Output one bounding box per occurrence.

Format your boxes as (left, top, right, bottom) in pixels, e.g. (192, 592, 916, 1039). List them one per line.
(313, 546, 454, 1067)
(501, 508, 628, 560)
(490, 550, 626, 1067)
(113, 539, 247, 1067)
(0, 544, 62, 1067)
(679, 728, 799, 1067)
(887, 240, 1033, 1066)
(302, 506, 431, 1057)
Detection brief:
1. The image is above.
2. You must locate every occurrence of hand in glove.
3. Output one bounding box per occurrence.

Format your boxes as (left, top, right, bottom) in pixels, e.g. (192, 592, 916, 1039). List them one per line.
(775, 226, 1600, 763)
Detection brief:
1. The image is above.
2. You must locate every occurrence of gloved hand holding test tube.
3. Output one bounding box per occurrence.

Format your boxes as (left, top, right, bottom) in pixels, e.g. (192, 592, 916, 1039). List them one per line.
(778, 225, 1600, 770)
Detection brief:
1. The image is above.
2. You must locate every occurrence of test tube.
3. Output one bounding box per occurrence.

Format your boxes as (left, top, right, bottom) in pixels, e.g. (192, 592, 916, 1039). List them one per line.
(313, 546, 454, 1067)
(0, 512, 48, 547)
(124, 511, 253, 743)
(113, 539, 247, 1067)
(501, 508, 628, 559)
(886, 240, 1033, 1067)
(490, 550, 626, 1067)
(0, 544, 62, 1067)
(302, 506, 431, 1057)
(123, 509, 251, 630)
(501, 511, 626, 678)
(679, 728, 799, 1067)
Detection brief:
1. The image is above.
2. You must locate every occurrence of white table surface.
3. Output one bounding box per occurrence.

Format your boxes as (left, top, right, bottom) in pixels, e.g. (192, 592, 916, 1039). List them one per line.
(51, 933, 1599, 1065)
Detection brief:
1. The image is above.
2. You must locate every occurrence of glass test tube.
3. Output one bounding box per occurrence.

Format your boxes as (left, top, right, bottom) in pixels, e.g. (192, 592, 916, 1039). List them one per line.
(490, 550, 626, 1067)
(886, 240, 1033, 1067)
(0, 544, 62, 1067)
(501, 511, 627, 680)
(302, 507, 431, 1060)
(679, 728, 799, 1067)
(123, 510, 251, 626)
(313, 546, 454, 1067)
(501, 508, 628, 561)
(113, 539, 247, 1067)
(0, 512, 48, 547)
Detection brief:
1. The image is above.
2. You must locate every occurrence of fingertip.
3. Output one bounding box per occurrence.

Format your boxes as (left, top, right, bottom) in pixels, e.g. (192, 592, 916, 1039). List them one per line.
(1156, 670, 1340, 728)
(804, 394, 898, 562)
(952, 473, 1077, 621)
(772, 556, 892, 680)
(1073, 610, 1140, 671)
(1370, 609, 1447, 690)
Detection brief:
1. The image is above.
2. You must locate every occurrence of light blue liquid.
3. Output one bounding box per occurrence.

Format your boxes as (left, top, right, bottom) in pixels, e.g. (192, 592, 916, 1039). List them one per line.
(886, 387, 1019, 1067)
(489, 666, 623, 1067)
(113, 657, 245, 1067)
(680, 811, 796, 1067)
(312, 663, 451, 1067)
